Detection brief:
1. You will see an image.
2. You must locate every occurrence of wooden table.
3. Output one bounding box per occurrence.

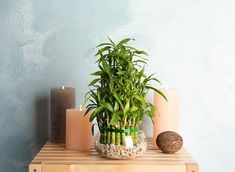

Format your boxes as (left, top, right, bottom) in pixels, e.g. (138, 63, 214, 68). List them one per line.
(29, 139, 199, 172)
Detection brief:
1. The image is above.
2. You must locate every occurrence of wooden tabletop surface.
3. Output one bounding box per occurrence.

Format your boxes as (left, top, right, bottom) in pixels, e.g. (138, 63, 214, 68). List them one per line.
(29, 139, 199, 172)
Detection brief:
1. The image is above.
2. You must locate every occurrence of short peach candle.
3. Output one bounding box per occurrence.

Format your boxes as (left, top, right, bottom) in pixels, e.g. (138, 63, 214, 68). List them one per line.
(153, 89, 179, 145)
(66, 108, 93, 151)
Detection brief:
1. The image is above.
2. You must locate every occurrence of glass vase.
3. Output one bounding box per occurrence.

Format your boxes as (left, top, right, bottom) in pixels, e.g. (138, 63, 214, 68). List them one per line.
(94, 128, 147, 159)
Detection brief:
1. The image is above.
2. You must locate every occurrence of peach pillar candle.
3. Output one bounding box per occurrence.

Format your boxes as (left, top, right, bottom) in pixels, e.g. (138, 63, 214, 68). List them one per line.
(66, 108, 93, 151)
(153, 89, 179, 144)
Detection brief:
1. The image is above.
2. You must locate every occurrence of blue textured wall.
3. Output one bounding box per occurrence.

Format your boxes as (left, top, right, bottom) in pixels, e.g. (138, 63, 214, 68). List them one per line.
(1, 0, 235, 172)
(0, 0, 129, 171)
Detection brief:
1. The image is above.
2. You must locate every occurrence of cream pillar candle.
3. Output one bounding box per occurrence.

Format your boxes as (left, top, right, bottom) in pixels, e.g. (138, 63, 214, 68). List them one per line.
(66, 108, 93, 151)
(153, 89, 179, 144)
(50, 87, 75, 143)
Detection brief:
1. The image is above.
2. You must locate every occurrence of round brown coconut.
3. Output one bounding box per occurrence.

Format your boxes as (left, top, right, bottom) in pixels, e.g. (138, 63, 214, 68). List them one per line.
(156, 131, 183, 154)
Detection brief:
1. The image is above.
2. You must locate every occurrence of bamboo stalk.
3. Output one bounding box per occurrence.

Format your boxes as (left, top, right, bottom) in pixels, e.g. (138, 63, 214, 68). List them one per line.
(107, 131, 111, 144)
(103, 130, 107, 144)
(111, 126, 115, 145)
(134, 131, 138, 145)
(116, 132, 121, 145)
(121, 123, 126, 145)
(130, 118, 135, 144)
(121, 132, 126, 145)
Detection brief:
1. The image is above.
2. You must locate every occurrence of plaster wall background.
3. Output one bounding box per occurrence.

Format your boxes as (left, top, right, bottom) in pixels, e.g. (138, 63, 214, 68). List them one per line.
(0, 0, 234, 171)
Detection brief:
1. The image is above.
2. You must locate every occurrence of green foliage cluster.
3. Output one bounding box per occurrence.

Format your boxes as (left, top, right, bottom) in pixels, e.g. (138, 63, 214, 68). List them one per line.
(85, 37, 166, 145)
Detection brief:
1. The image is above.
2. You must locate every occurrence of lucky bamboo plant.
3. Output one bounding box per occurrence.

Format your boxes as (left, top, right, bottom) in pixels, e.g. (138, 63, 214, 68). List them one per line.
(85, 37, 166, 146)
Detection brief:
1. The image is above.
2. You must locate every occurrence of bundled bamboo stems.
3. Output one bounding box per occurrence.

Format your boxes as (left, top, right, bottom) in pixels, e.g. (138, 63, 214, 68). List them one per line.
(85, 38, 166, 149)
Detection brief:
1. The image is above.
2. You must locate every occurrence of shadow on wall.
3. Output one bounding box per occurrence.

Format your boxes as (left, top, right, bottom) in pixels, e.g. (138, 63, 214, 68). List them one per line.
(0, 93, 50, 172)
(0, 158, 25, 172)
(26, 94, 50, 171)
(35, 95, 49, 144)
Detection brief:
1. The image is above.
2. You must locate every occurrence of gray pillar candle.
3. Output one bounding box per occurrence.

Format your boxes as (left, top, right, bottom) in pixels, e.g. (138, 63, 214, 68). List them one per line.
(50, 87, 75, 143)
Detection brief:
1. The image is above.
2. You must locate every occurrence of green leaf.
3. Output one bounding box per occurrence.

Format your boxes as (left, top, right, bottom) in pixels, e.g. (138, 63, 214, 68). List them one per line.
(120, 45, 127, 57)
(134, 94, 147, 109)
(81, 95, 91, 109)
(117, 38, 134, 46)
(117, 70, 126, 75)
(96, 42, 114, 47)
(100, 101, 113, 112)
(89, 89, 99, 102)
(146, 103, 155, 123)
(107, 36, 116, 45)
(134, 50, 148, 56)
(89, 78, 100, 86)
(91, 71, 103, 76)
(101, 58, 110, 73)
(124, 99, 130, 114)
(133, 54, 148, 60)
(130, 106, 138, 112)
(144, 73, 161, 84)
(98, 46, 112, 54)
(84, 106, 94, 116)
(109, 111, 120, 125)
(134, 94, 145, 104)
(86, 104, 96, 109)
(146, 86, 167, 101)
(97, 88, 102, 102)
(114, 101, 119, 112)
(149, 77, 161, 84)
(98, 63, 104, 70)
(133, 60, 147, 64)
(113, 92, 123, 109)
(126, 45, 139, 51)
(90, 106, 103, 122)
(149, 103, 154, 116)
(91, 123, 97, 136)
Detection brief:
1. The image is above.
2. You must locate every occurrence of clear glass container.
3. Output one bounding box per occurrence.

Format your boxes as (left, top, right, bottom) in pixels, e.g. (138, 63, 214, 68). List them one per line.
(94, 129, 147, 159)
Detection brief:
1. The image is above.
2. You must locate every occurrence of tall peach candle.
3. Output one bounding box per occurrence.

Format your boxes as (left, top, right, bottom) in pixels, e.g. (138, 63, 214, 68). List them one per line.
(153, 89, 179, 144)
(66, 108, 93, 151)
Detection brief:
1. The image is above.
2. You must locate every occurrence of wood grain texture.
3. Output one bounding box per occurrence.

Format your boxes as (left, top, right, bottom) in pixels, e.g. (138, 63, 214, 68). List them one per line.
(29, 139, 199, 172)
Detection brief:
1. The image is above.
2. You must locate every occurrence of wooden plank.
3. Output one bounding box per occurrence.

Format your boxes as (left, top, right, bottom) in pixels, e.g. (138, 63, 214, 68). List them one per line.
(32, 156, 194, 162)
(186, 163, 199, 172)
(42, 164, 186, 172)
(29, 163, 42, 172)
